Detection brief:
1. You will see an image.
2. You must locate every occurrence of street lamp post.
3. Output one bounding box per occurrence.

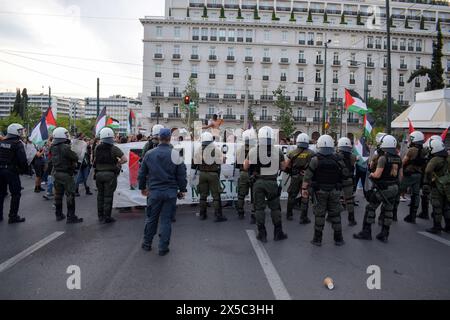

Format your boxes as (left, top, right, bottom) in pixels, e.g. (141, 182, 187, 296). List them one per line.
(322, 39, 332, 134)
(155, 100, 161, 125)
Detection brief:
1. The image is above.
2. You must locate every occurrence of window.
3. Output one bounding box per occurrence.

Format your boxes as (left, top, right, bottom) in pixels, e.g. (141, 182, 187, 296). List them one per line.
(246, 29, 253, 42)
(263, 68, 270, 80)
(416, 57, 421, 69)
(375, 37, 382, 49)
(237, 29, 244, 41)
(367, 54, 373, 64)
(400, 38, 406, 50)
(263, 48, 270, 58)
(264, 30, 271, 41)
(367, 36, 374, 48)
(333, 70, 339, 83)
(261, 106, 268, 118)
(210, 28, 217, 40)
(245, 48, 252, 57)
(382, 91, 387, 100)
(282, 31, 288, 42)
(350, 52, 356, 62)
(416, 39, 422, 51)
(219, 29, 226, 41)
(332, 88, 338, 100)
(298, 70, 304, 82)
(227, 66, 235, 79)
(415, 77, 420, 87)
(315, 88, 321, 100)
(228, 29, 235, 41)
(173, 45, 180, 55)
(383, 73, 387, 86)
(399, 92, 404, 102)
(201, 28, 208, 40)
(315, 70, 321, 83)
(299, 32, 306, 44)
(333, 52, 339, 62)
(155, 45, 163, 55)
(174, 27, 181, 38)
(193, 27, 200, 40)
(316, 33, 323, 46)
(308, 32, 314, 45)
(297, 88, 304, 97)
(280, 71, 287, 82)
(296, 108, 303, 118)
(281, 49, 288, 59)
(367, 72, 372, 83)
(209, 47, 216, 56)
(299, 50, 305, 62)
(156, 26, 163, 37)
(191, 65, 198, 78)
(226, 106, 233, 115)
(228, 47, 235, 57)
(349, 71, 355, 84)
(399, 74, 405, 86)
(392, 38, 398, 49)
(192, 46, 198, 55)
(316, 51, 322, 63)
(208, 105, 215, 115)
(408, 39, 414, 51)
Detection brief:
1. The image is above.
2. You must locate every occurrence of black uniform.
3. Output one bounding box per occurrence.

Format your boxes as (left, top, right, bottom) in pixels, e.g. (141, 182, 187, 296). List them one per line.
(0, 135, 28, 223)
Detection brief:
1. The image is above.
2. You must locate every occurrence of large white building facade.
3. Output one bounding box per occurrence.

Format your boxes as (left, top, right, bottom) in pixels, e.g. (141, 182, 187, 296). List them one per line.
(0, 92, 57, 118)
(141, 0, 450, 136)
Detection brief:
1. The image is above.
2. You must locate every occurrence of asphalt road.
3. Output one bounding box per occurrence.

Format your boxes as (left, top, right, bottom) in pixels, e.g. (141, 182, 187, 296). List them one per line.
(0, 176, 449, 300)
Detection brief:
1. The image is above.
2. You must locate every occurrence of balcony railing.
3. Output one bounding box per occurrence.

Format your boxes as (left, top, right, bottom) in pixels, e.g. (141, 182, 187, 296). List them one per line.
(316, 59, 324, 65)
(208, 55, 218, 61)
(209, 74, 216, 80)
(399, 81, 405, 87)
(299, 40, 306, 45)
(151, 113, 162, 118)
(314, 97, 323, 102)
(262, 76, 269, 81)
(262, 57, 272, 63)
(294, 116, 307, 122)
(331, 98, 343, 104)
(155, 72, 162, 78)
(280, 58, 289, 64)
(241, 94, 254, 100)
(367, 62, 375, 68)
(191, 73, 198, 78)
(169, 92, 182, 98)
(349, 79, 356, 84)
(237, 37, 244, 42)
(206, 93, 219, 99)
(227, 74, 234, 80)
(367, 43, 374, 49)
(244, 56, 254, 62)
(415, 82, 421, 88)
(392, 45, 398, 50)
(153, 53, 164, 59)
(349, 61, 358, 67)
(333, 78, 339, 84)
(281, 76, 287, 82)
(315, 77, 322, 83)
(367, 80, 373, 86)
(173, 73, 180, 78)
(400, 64, 408, 69)
(260, 115, 272, 121)
(168, 113, 181, 119)
(347, 118, 359, 124)
(222, 114, 236, 120)
(172, 54, 181, 60)
(332, 60, 341, 66)
(223, 94, 237, 100)
(190, 54, 199, 60)
(151, 92, 164, 97)
(398, 100, 409, 106)
(295, 96, 308, 102)
(298, 58, 306, 64)
(298, 77, 304, 83)
(226, 56, 236, 62)
(260, 95, 273, 101)
(313, 117, 321, 122)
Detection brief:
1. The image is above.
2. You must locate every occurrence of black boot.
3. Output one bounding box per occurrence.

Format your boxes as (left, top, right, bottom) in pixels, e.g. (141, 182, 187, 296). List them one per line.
(8, 215, 25, 224)
(274, 223, 288, 241)
(237, 210, 245, 220)
(104, 217, 116, 224)
(334, 231, 345, 246)
(311, 230, 322, 246)
(392, 209, 398, 222)
(85, 187, 93, 195)
(299, 211, 311, 224)
(75, 189, 80, 197)
(250, 214, 256, 225)
(0, 215, 3, 222)
(404, 198, 417, 224)
(66, 201, 83, 224)
(376, 225, 390, 243)
(353, 223, 372, 240)
(418, 195, 429, 220)
(286, 212, 293, 221)
(55, 202, 65, 221)
(214, 206, 227, 223)
(199, 211, 207, 220)
(426, 220, 443, 234)
(256, 224, 267, 243)
(348, 212, 357, 227)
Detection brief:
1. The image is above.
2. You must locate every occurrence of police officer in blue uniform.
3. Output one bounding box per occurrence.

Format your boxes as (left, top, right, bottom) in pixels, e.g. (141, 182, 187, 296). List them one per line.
(0, 124, 28, 224)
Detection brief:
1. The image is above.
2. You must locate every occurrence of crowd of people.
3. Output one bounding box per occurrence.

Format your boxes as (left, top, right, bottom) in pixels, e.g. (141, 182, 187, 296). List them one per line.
(1, 122, 450, 256)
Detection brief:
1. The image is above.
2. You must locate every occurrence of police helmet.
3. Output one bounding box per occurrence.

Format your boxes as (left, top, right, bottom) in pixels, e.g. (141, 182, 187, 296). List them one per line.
(296, 133, 310, 149)
(201, 132, 214, 143)
(317, 135, 335, 156)
(410, 131, 425, 145)
(379, 135, 397, 155)
(7, 123, 24, 136)
(337, 137, 353, 153)
(53, 127, 69, 139)
(429, 139, 446, 155)
(152, 124, 164, 137)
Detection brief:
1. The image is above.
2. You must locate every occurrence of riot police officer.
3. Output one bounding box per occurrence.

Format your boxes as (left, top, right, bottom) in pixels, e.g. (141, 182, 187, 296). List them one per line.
(337, 137, 357, 226)
(0, 123, 28, 223)
(244, 126, 287, 243)
(94, 127, 128, 223)
(354, 135, 401, 243)
(302, 135, 346, 247)
(423, 138, 450, 234)
(285, 133, 315, 224)
(401, 131, 427, 224)
(236, 129, 257, 223)
(193, 132, 227, 222)
(50, 127, 83, 223)
(142, 124, 164, 158)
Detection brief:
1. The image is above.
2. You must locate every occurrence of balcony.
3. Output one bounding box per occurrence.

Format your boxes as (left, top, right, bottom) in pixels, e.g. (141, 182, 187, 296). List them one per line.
(310, 8, 324, 13)
(206, 93, 219, 100)
(260, 115, 273, 121)
(207, 3, 221, 8)
(227, 74, 234, 80)
(415, 82, 420, 88)
(375, 44, 382, 49)
(172, 54, 181, 60)
(260, 95, 273, 101)
(314, 97, 323, 102)
(294, 116, 307, 122)
(299, 40, 306, 45)
(151, 113, 162, 118)
(298, 77, 304, 83)
(400, 46, 406, 51)
(189, 2, 204, 8)
(349, 79, 356, 85)
(367, 43, 374, 49)
(262, 76, 270, 81)
(399, 81, 405, 87)
(315, 59, 324, 65)
(332, 60, 341, 66)
(416, 47, 422, 52)
(209, 74, 216, 80)
(246, 37, 253, 43)
(244, 56, 254, 63)
(400, 64, 408, 70)
(280, 58, 289, 64)
(237, 37, 244, 42)
(192, 35, 199, 41)
(280, 76, 287, 82)
(222, 114, 236, 120)
(259, 5, 274, 11)
(392, 45, 398, 50)
(191, 73, 198, 79)
(201, 36, 208, 41)
(226, 56, 236, 62)
(326, 9, 341, 15)
(347, 118, 359, 124)
(241, 94, 254, 100)
(151, 92, 164, 97)
(153, 53, 164, 60)
(313, 117, 321, 122)
(173, 73, 180, 78)
(383, 81, 387, 86)
(277, 6, 291, 12)
(367, 80, 373, 86)
(262, 57, 272, 64)
(333, 78, 339, 84)
(154, 72, 162, 78)
(223, 94, 237, 100)
(210, 36, 217, 41)
(168, 113, 181, 119)
(408, 46, 414, 52)
(343, 10, 358, 16)
(367, 62, 375, 68)
(224, 4, 240, 9)
(169, 92, 182, 98)
(241, 4, 256, 10)
(297, 58, 307, 64)
(190, 54, 200, 60)
(208, 55, 218, 61)
(295, 96, 308, 102)
(349, 61, 359, 67)
(398, 100, 409, 106)
(331, 98, 343, 104)
(315, 77, 322, 83)
(308, 40, 314, 46)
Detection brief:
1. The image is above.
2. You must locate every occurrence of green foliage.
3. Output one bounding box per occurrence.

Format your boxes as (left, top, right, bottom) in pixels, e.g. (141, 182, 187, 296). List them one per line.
(323, 11, 328, 23)
(253, 7, 260, 20)
(220, 6, 226, 19)
(248, 105, 258, 130)
(0, 113, 23, 133)
(13, 89, 22, 118)
(407, 19, 444, 91)
(367, 97, 405, 131)
(307, 9, 312, 22)
(181, 76, 200, 133)
(202, 5, 208, 18)
(289, 9, 296, 22)
(24, 104, 43, 131)
(271, 9, 279, 21)
(356, 12, 363, 25)
(274, 87, 295, 138)
(237, 7, 243, 19)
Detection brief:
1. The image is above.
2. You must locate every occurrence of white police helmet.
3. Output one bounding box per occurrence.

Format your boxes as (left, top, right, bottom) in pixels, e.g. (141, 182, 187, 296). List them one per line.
(338, 137, 353, 153)
(410, 131, 425, 145)
(152, 124, 164, 137)
(317, 135, 335, 155)
(53, 127, 69, 139)
(201, 131, 214, 143)
(375, 132, 387, 145)
(99, 127, 114, 140)
(429, 139, 446, 155)
(296, 133, 310, 149)
(380, 135, 397, 155)
(7, 123, 24, 136)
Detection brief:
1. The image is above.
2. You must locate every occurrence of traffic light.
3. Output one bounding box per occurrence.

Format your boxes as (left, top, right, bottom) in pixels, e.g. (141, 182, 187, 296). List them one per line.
(184, 95, 190, 105)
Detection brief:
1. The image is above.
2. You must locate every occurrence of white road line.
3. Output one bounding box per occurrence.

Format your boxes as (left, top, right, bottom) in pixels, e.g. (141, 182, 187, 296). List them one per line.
(418, 231, 450, 247)
(246, 230, 292, 300)
(0, 232, 64, 273)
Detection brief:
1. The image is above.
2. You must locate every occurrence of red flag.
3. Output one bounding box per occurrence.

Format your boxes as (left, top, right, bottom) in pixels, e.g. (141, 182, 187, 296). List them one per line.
(408, 118, 415, 134)
(44, 107, 57, 129)
(441, 127, 449, 141)
(128, 150, 140, 189)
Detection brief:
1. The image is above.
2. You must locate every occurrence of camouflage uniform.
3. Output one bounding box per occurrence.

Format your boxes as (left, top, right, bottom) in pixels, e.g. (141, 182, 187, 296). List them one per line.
(337, 150, 357, 226)
(236, 144, 255, 222)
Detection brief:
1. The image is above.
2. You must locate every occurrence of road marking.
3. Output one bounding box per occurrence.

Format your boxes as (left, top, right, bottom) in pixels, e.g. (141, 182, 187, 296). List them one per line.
(246, 230, 292, 300)
(0, 232, 64, 273)
(418, 231, 450, 247)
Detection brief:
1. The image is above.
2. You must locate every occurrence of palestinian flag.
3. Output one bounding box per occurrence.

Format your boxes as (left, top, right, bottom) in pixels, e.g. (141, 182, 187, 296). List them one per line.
(344, 89, 368, 115)
(30, 115, 49, 147)
(363, 114, 374, 137)
(408, 118, 415, 134)
(106, 117, 120, 130)
(128, 109, 136, 134)
(44, 107, 57, 131)
(95, 107, 107, 136)
(353, 137, 370, 167)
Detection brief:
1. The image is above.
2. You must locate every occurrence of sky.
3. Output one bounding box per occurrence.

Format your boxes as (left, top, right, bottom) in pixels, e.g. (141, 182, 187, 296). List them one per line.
(0, 0, 165, 98)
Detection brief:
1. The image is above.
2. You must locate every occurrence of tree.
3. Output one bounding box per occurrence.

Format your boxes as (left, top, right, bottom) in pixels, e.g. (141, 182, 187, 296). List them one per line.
(289, 9, 296, 22)
(253, 7, 260, 20)
(237, 7, 243, 19)
(24, 104, 43, 132)
(220, 5, 226, 19)
(367, 97, 404, 131)
(307, 9, 313, 22)
(274, 87, 295, 138)
(181, 76, 200, 133)
(202, 5, 208, 18)
(13, 89, 22, 118)
(248, 105, 258, 130)
(407, 19, 445, 91)
(271, 9, 279, 21)
(357, 12, 363, 25)
(0, 113, 23, 133)
(340, 12, 346, 24)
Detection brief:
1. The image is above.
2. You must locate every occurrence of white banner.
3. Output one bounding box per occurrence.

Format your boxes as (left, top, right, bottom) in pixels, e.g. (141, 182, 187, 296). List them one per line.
(113, 142, 295, 208)
(23, 142, 37, 165)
